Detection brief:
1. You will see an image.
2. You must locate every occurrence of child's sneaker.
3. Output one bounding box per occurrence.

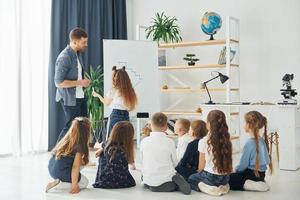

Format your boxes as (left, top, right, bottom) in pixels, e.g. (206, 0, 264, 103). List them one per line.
(198, 182, 222, 196)
(45, 180, 60, 193)
(172, 174, 191, 195)
(244, 180, 270, 192)
(219, 184, 230, 195)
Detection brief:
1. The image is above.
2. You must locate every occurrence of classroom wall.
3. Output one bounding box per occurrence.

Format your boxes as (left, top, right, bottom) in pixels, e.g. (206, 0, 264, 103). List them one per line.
(127, 0, 300, 104)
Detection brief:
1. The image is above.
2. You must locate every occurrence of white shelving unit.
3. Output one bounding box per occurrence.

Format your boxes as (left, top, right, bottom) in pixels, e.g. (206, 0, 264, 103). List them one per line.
(158, 16, 240, 104)
(158, 16, 241, 149)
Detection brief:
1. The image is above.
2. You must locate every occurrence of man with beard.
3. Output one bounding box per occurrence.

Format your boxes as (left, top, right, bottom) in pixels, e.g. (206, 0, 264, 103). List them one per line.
(54, 27, 90, 142)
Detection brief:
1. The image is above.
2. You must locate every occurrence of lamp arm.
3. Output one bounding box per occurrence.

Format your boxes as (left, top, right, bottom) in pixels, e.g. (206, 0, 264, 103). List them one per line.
(203, 82, 212, 103)
(203, 75, 220, 84)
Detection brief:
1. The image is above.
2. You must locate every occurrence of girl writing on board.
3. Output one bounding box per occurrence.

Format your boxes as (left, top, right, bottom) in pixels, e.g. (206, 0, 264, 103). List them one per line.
(92, 66, 137, 169)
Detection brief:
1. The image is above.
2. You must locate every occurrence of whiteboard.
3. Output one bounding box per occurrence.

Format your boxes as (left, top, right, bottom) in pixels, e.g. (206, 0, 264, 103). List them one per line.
(103, 40, 159, 117)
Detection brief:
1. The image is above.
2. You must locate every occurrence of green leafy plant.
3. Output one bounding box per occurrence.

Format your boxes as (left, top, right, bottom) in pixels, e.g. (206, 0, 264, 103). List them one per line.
(84, 66, 104, 132)
(183, 54, 200, 66)
(145, 12, 182, 44)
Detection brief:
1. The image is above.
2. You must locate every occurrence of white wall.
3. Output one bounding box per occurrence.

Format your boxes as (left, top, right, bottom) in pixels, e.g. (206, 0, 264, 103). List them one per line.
(127, 0, 300, 104)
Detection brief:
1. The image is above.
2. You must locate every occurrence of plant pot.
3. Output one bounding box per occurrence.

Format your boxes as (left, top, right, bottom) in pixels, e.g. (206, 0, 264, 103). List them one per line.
(188, 62, 195, 66)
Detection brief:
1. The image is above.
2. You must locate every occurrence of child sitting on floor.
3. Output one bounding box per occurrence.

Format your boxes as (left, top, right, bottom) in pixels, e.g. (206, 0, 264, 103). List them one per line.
(176, 120, 207, 180)
(188, 110, 232, 196)
(229, 111, 272, 192)
(140, 112, 191, 195)
(46, 117, 91, 194)
(175, 118, 193, 161)
(93, 121, 136, 189)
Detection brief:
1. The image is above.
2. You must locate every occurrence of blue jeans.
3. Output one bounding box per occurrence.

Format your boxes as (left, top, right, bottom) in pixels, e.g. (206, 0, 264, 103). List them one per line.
(106, 109, 129, 141)
(188, 170, 229, 191)
(57, 98, 87, 143)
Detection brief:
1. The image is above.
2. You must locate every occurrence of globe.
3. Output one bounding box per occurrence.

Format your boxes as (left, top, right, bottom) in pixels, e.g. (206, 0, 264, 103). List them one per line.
(201, 12, 222, 40)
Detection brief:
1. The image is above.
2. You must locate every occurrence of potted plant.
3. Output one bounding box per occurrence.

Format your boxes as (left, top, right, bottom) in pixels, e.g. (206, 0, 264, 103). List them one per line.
(145, 12, 182, 44)
(183, 54, 200, 66)
(84, 66, 104, 144)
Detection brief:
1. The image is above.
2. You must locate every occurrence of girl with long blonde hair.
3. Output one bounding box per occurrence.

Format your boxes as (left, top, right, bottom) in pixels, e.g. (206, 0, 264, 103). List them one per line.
(229, 111, 272, 191)
(46, 117, 91, 194)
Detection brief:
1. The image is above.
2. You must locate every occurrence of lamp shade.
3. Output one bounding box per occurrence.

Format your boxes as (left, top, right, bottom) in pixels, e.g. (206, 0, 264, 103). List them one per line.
(219, 73, 229, 84)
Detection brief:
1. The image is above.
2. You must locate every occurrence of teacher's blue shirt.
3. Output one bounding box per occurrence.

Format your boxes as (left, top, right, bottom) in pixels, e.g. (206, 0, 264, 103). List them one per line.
(54, 45, 84, 106)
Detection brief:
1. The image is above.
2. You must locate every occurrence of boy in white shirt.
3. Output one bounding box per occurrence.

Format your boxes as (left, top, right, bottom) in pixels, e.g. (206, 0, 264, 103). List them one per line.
(175, 118, 193, 161)
(140, 112, 191, 195)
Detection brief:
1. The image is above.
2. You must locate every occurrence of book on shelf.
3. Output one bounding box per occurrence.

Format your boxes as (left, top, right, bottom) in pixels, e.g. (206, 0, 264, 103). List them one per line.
(218, 46, 236, 65)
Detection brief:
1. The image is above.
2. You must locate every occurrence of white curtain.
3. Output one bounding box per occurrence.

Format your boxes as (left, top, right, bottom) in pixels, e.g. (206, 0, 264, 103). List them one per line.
(0, 0, 51, 155)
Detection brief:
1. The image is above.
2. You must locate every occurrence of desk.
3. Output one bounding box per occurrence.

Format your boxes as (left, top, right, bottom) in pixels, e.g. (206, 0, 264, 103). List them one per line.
(277, 106, 300, 170)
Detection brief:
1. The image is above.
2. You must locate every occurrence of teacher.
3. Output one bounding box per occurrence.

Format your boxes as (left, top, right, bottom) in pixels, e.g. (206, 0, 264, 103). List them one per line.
(54, 27, 90, 142)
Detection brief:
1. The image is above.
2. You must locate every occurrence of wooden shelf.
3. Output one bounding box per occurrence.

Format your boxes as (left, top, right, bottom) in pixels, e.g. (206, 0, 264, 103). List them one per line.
(159, 64, 239, 70)
(158, 39, 239, 49)
(161, 88, 239, 93)
(163, 111, 202, 116)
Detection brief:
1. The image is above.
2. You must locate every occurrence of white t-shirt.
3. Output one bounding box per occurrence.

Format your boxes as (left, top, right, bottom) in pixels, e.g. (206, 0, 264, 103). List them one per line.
(106, 88, 129, 110)
(140, 132, 178, 186)
(76, 57, 84, 98)
(176, 133, 193, 161)
(198, 135, 222, 175)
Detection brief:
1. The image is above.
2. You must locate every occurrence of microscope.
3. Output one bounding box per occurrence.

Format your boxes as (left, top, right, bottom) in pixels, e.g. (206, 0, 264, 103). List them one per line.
(278, 74, 298, 105)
